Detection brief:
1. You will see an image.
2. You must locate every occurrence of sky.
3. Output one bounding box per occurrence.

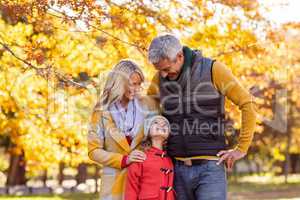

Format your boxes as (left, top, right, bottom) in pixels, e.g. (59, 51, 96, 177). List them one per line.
(262, 0, 300, 24)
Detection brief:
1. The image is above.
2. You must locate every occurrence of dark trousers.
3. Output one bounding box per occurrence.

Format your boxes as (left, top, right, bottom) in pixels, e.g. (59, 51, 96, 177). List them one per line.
(174, 160, 227, 200)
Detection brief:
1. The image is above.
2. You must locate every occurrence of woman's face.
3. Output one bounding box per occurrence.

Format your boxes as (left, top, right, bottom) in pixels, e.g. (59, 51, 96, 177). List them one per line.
(124, 72, 143, 100)
(149, 118, 170, 140)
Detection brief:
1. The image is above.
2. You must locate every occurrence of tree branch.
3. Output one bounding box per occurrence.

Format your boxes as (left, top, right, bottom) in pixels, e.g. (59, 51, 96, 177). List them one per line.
(0, 40, 87, 89)
(0, 41, 40, 71)
(48, 8, 147, 51)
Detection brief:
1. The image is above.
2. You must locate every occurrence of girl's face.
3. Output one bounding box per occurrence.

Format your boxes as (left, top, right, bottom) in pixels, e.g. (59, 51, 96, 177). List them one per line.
(149, 118, 170, 140)
(124, 72, 142, 100)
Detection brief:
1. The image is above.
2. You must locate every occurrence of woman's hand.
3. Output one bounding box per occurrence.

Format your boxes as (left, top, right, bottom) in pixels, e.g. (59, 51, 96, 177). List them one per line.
(126, 150, 146, 165)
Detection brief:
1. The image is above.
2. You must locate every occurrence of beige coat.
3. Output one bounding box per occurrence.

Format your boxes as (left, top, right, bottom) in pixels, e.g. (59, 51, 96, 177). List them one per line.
(88, 96, 158, 200)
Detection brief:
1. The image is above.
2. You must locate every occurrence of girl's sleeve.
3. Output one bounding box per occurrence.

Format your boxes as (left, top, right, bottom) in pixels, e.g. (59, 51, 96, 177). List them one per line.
(125, 162, 142, 200)
(87, 109, 125, 169)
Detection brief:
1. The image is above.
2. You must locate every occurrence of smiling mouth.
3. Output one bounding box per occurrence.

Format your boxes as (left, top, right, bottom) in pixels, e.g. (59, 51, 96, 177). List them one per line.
(168, 73, 178, 78)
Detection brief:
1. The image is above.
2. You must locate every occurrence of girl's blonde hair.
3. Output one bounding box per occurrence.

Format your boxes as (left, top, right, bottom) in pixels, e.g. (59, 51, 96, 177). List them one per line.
(98, 59, 144, 110)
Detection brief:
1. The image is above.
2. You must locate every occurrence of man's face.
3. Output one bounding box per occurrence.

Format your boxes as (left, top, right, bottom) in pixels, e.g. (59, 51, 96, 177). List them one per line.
(153, 52, 184, 80)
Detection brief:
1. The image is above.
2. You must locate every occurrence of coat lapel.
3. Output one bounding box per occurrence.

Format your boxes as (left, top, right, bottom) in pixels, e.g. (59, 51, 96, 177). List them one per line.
(101, 96, 156, 153)
(130, 124, 145, 150)
(102, 110, 131, 153)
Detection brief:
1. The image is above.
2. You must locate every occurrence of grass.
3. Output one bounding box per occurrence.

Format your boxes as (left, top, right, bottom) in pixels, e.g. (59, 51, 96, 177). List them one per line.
(229, 181, 300, 193)
(228, 174, 300, 200)
(228, 173, 300, 193)
(0, 174, 300, 200)
(0, 193, 98, 200)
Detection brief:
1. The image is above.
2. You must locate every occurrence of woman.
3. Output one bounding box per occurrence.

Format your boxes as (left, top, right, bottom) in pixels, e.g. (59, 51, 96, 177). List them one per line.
(88, 60, 158, 200)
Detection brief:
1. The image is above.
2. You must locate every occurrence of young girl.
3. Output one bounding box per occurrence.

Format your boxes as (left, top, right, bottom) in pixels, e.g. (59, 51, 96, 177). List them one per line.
(125, 115, 175, 200)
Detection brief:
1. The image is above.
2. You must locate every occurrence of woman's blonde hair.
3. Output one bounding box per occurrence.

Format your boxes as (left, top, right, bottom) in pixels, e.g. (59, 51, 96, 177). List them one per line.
(98, 59, 144, 110)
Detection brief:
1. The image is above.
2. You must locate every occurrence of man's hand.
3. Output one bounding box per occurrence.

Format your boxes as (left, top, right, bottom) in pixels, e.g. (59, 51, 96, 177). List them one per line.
(216, 149, 246, 171)
(126, 150, 147, 165)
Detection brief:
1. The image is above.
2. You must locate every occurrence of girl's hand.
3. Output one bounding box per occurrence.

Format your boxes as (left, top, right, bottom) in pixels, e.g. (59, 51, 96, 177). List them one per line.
(126, 150, 146, 165)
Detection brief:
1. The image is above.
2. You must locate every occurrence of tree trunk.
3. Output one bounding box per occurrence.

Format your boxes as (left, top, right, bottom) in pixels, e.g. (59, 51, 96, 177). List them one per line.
(284, 132, 291, 183)
(284, 89, 293, 183)
(42, 170, 47, 187)
(58, 162, 65, 186)
(76, 163, 87, 185)
(255, 160, 261, 174)
(290, 154, 299, 174)
(245, 157, 254, 174)
(94, 166, 100, 194)
(6, 152, 26, 186)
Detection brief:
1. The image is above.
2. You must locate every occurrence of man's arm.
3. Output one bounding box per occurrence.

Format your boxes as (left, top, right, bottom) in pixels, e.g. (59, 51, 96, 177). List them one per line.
(212, 61, 257, 154)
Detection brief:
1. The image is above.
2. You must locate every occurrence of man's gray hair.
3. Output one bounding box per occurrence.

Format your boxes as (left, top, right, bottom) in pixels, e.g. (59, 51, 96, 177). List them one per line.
(148, 34, 183, 64)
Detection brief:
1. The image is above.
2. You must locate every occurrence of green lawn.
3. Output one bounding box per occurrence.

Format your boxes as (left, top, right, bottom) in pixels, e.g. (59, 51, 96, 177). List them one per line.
(1, 175, 300, 200)
(228, 174, 300, 200)
(0, 193, 98, 200)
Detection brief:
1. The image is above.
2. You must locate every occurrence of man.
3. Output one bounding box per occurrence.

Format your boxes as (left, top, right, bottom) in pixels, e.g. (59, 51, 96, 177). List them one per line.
(147, 34, 256, 200)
